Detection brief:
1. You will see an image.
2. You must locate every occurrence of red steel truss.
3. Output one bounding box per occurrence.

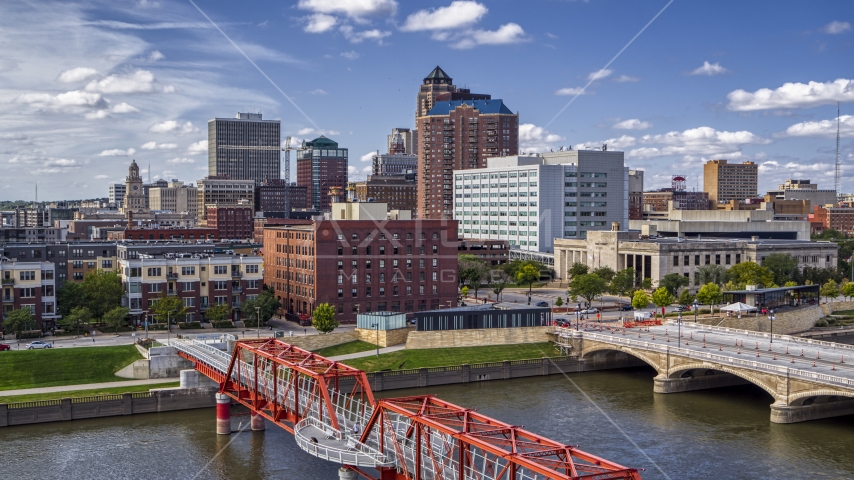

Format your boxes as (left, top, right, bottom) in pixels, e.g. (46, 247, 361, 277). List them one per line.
(219, 339, 375, 433)
(358, 395, 642, 480)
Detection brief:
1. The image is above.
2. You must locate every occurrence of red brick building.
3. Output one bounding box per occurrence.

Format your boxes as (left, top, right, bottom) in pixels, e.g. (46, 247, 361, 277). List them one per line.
(108, 227, 218, 241)
(296, 136, 348, 211)
(263, 219, 459, 324)
(206, 204, 254, 241)
(254, 179, 308, 215)
(810, 204, 854, 235)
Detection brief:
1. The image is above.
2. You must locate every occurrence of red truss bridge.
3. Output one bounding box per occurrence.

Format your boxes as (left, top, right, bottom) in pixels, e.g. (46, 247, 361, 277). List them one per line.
(172, 336, 641, 480)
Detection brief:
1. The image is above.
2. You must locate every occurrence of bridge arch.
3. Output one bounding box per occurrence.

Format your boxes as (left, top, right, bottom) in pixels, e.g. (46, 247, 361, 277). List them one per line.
(787, 389, 854, 407)
(665, 362, 780, 400)
(582, 346, 664, 375)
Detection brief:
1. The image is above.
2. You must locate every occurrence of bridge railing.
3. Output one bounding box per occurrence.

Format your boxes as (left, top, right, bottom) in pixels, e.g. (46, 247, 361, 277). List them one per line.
(670, 321, 854, 352)
(293, 416, 390, 468)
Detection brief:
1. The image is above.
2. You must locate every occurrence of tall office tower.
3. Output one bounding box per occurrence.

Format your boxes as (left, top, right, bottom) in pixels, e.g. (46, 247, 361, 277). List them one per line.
(628, 169, 644, 220)
(208, 112, 281, 184)
(386, 128, 418, 155)
(417, 99, 519, 219)
(296, 136, 348, 211)
(108, 183, 126, 207)
(703, 159, 758, 206)
(195, 176, 255, 225)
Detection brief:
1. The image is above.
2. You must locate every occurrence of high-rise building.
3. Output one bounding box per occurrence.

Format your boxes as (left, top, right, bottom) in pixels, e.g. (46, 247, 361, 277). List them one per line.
(195, 176, 255, 225)
(372, 152, 418, 176)
(353, 176, 417, 211)
(122, 160, 148, 214)
(703, 160, 758, 206)
(453, 151, 628, 253)
(148, 181, 198, 216)
(628, 169, 644, 221)
(109, 183, 126, 207)
(387, 128, 418, 155)
(208, 112, 281, 184)
(254, 179, 308, 215)
(415, 66, 491, 120)
(296, 136, 348, 211)
(418, 99, 519, 219)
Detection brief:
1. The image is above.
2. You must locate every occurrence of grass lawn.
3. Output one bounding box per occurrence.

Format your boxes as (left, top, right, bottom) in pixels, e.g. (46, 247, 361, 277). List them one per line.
(314, 340, 378, 357)
(0, 345, 144, 391)
(0, 382, 180, 404)
(343, 342, 561, 372)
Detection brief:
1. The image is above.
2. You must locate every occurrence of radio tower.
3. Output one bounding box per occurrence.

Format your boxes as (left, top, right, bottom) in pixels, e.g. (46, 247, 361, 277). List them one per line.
(836, 102, 841, 197)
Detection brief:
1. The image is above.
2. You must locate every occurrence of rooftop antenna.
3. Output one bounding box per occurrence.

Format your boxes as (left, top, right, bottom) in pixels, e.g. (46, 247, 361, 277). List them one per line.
(836, 101, 842, 196)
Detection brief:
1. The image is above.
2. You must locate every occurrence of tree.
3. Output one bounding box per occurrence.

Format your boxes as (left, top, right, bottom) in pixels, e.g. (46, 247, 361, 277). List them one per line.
(56, 281, 84, 317)
(569, 273, 607, 308)
(81, 270, 123, 320)
(696, 283, 723, 315)
(678, 289, 695, 306)
(102, 306, 130, 335)
(631, 290, 650, 311)
(591, 267, 616, 283)
(609, 268, 635, 303)
(59, 306, 92, 337)
(503, 259, 545, 279)
(516, 264, 540, 296)
(821, 279, 840, 303)
(660, 273, 689, 296)
(460, 286, 469, 298)
(651, 287, 675, 314)
(640, 278, 653, 290)
(205, 304, 232, 323)
(726, 262, 775, 289)
(312, 303, 339, 334)
(555, 297, 564, 307)
(567, 262, 589, 281)
(490, 270, 510, 302)
(3, 308, 35, 338)
(242, 289, 282, 327)
(762, 253, 802, 286)
(149, 294, 187, 326)
(458, 255, 489, 298)
(842, 281, 854, 300)
(695, 264, 727, 286)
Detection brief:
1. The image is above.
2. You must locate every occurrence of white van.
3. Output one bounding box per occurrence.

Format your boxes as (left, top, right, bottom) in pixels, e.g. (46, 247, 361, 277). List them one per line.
(633, 311, 651, 321)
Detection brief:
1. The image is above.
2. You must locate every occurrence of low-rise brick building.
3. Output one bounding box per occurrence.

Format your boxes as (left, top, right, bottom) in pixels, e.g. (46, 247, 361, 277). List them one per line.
(1, 257, 59, 331)
(206, 204, 254, 241)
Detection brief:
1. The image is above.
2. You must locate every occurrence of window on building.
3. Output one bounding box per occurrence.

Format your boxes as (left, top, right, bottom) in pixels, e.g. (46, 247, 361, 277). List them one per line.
(715, 254, 721, 265)
(705, 255, 710, 265)
(352, 288, 358, 298)
(673, 256, 679, 267)
(725, 254, 731, 265)
(338, 288, 343, 298)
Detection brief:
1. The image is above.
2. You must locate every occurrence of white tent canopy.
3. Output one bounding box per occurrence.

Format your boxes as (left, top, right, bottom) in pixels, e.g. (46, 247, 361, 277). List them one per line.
(720, 302, 758, 312)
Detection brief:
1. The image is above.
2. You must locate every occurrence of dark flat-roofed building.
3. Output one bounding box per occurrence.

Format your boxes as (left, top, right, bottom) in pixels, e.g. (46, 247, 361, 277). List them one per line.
(415, 303, 551, 331)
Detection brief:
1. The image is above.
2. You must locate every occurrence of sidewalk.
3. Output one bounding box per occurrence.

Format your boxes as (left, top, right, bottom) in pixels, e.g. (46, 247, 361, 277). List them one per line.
(0, 378, 179, 397)
(328, 345, 406, 361)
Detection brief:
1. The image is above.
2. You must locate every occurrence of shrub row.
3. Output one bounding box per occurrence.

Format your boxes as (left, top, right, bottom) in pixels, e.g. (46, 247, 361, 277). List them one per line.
(178, 321, 203, 329)
(210, 321, 235, 329)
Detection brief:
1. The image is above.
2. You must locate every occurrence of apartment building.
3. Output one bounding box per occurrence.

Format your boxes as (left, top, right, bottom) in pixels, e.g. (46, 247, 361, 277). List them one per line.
(703, 160, 758, 205)
(296, 136, 349, 211)
(0, 242, 117, 289)
(148, 181, 198, 216)
(0, 257, 58, 331)
(353, 176, 418, 212)
(196, 176, 255, 225)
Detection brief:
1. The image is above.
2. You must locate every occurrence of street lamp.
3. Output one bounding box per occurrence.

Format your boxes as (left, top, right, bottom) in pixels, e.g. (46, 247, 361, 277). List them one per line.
(768, 309, 775, 343)
(371, 323, 379, 357)
(255, 306, 261, 340)
(678, 311, 682, 347)
(693, 299, 699, 323)
(575, 302, 581, 331)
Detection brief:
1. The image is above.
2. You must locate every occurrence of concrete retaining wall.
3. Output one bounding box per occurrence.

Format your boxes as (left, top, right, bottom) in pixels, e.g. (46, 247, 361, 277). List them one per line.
(355, 326, 414, 347)
(821, 300, 854, 316)
(115, 359, 150, 380)
(148, 347, 195, 378)
(693, 306, 822, 335)
(406, 326, 553, 350)
(280, 331, 360, 351)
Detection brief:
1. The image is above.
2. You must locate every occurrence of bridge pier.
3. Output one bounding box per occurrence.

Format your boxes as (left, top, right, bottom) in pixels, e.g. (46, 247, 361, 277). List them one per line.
(250, 411, 266, 431)
(771, 398, 854, 424)
(216, 393, 231, 435)
(337, 467, 358, 480)
(653, 371, 750, 394)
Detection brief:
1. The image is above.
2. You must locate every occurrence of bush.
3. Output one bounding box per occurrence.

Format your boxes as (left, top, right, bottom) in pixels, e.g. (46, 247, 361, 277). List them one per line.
(815, 319, 829, 327)
(210, 320, 235, 329)
(146, 323, 169, 331)
(136, 338, 155, 349)
(178, 321, 203, 329)
(18, 330, 43, 339)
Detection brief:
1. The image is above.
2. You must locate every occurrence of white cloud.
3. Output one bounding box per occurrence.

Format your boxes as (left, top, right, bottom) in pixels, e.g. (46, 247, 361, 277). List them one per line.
(453, 23, 527, 49)
(98, 148, 136, 156)
(615, 74, 640, 83)
(84, 69, 162, 94)
(45, 158, 80, 167)
(554, 87, 587, 96)
(310, 88, 328, 95)
(166, 157, 195, 164)
(141, 141, 178, 150)
(401, 1, 487, 31)
(340, 25, 391, 43)
(84, 110, 110, 119)
(298, 127, 341, 136)
(111, 102, 139, 113)
(340, 51, 359, 60)
(148, 50, 165, 61)
(58, 67, 99, 83)
(149, 120, 199, 134)
(783, 115, 854, 138)
(305, 13, 338, 33)
(518, 123, 565, 153)
(689, 61, 728, 76)
(297, 0, 398, 18)
(94, 174, 109, 179)
(577, 136, 637, 150)
(15, 90, 106, 109)
(186, 140, 208, 154)
(360, 151, 375, 162)
(727, 78, 854, 111)
(821, 21, 851, 34)
(587, 68, 613, 81)
(613, 119, 652, 130)
(630, 126, 768, 158)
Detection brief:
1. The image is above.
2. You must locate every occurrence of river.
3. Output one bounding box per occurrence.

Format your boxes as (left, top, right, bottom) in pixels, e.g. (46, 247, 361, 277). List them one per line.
(4, 366, 854, 479)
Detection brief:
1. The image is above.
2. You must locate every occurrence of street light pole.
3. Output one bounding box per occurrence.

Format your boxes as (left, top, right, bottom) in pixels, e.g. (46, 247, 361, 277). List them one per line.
(371, 323, 379, 356)
(769, 309, 775, 343)
(678, 311, 682, 347)
(693, 299, 699, 323)
(255, 306, 261, 339)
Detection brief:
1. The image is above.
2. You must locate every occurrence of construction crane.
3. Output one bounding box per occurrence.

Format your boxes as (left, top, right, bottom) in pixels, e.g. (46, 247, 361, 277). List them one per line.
(282, 136, 296, 214)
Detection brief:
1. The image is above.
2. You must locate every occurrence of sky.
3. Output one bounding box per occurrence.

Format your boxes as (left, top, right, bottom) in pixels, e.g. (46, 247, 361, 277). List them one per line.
(0, 0, 853, 201)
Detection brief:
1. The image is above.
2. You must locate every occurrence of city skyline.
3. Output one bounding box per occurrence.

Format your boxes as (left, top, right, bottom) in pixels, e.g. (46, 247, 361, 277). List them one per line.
(1, 1, 852, 200)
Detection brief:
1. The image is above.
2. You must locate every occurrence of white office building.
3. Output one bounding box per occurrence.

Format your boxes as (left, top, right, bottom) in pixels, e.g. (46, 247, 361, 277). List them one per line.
(109, 183, 126, 207)
(453, 150, 628, 253)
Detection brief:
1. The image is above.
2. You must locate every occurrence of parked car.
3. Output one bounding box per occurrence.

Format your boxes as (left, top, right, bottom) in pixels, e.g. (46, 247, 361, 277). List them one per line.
(674, 305, 691, 312)
(535, 301, 550, 308)
(580, 308, 600, 315)
(619, 305, 633, 311)
(26, 341, 51, 350)
(0, 343, 10, 351)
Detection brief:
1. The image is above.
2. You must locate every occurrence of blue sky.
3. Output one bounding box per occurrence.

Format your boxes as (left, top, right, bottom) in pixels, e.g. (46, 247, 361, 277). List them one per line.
(1, 0, 853, 200)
